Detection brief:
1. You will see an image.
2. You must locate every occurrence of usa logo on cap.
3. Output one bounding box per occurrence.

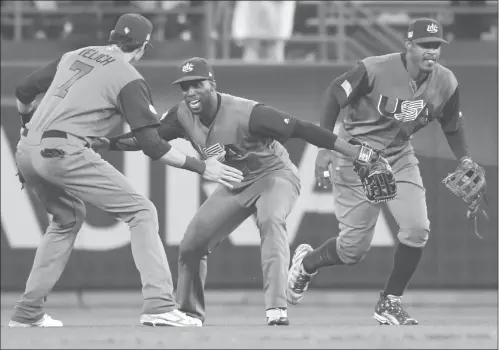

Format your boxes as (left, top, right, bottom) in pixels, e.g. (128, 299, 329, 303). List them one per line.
(427, 23, 438, 33)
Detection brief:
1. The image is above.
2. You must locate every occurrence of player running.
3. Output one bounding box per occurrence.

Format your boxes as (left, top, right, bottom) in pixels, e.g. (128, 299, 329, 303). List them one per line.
(93, 56, 392, 326)
(9, 14, 243, 328)
(287, 18, 487, 325)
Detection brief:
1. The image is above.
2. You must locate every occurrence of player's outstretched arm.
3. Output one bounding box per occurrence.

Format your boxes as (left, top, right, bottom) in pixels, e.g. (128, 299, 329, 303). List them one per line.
(100, 105, 187, 153)
(132, 126, 244, 188)
(248, 104, 396, 202)
(157, 147, 244, 189)
(248, 104, 361, 159)
(89, 131, 142, 153)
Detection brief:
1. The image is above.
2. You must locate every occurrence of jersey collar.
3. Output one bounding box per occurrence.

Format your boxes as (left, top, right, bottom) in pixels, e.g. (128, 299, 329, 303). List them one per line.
(199, 93, 222, 128)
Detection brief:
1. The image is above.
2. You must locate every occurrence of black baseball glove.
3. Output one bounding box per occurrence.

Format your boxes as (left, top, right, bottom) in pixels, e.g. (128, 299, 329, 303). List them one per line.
(352, 141, 397, 203)
(442, 157, 488, 238)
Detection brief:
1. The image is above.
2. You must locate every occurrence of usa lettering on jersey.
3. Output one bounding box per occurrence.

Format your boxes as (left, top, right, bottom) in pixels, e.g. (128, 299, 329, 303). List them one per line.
(377, 95, 427, 122)
(394, 100, 426, 122)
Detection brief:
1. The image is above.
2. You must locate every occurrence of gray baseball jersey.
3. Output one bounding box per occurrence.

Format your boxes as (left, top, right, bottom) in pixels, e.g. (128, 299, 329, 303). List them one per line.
(24, 45, 160, 138)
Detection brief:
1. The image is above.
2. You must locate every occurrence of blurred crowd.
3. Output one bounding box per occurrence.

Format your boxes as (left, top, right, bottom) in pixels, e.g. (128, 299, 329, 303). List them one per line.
(0, 1, 203, 41)
(1, 0, 497, 62)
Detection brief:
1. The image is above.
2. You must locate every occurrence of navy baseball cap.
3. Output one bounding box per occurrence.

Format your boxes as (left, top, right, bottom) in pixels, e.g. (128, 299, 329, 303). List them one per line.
(407, 18, 448, 44)
(113, 13, 153, 45)
(172, 57, 215, 85)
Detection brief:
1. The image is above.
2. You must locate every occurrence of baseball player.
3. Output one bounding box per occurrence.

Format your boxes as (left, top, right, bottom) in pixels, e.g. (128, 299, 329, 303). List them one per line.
(9, 14, 243, 328)
(94, 57, 390, 326)
(287, 18, 481, 325)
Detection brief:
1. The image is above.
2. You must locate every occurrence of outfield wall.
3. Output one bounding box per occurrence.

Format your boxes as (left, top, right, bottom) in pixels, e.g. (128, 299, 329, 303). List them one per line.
(1, 64, 497, 291)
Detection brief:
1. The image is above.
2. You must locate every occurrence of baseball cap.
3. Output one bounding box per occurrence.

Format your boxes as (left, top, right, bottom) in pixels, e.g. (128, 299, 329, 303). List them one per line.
(407, 18, 448, 44)
(172, 57, 215, 85)
(113, 13, 153, 45)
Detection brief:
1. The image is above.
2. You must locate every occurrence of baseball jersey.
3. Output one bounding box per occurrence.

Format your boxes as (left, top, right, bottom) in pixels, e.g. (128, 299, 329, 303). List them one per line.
(332, 53, 461, 155)
(16, 45, 160, 140)
(157, 93, 299, 189)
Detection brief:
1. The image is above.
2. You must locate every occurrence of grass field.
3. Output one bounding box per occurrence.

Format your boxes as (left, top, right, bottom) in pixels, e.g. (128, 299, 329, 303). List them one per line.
(1, 290, 497, 349)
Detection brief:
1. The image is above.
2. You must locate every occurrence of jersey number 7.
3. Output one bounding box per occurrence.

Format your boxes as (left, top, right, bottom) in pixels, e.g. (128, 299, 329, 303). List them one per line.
(54, 60, 94, 98)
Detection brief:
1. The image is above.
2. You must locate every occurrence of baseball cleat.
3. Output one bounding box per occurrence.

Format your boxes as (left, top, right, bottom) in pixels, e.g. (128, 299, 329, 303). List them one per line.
(8, 313, 63, 327)
(287, 244, 317, 305)
(140, 309, 202, 327)
(266, 308, 289, 326)
(373, 292, 418, 325)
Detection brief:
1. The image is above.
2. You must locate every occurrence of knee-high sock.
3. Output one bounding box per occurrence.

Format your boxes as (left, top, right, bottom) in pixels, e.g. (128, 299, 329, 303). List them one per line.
(302, 238, 345, 274)
(383, 241, 423, 297)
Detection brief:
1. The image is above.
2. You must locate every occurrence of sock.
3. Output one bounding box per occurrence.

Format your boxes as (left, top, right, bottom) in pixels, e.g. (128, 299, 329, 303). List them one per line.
(383, 241, 424, 297)
(302, 238, 345, 274)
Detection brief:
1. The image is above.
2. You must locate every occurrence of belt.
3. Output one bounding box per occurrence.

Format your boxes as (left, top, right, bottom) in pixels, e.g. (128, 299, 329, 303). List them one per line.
(21, 128, 89, 147)
(21, 128, 67, 140)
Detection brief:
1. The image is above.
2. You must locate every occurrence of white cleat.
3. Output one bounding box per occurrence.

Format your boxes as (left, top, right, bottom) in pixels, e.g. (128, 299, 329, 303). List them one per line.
(266, 308, 289, 326)
(140, 309, 202, 327)
(287, 244, 317, 305)
(8, 313, 63, 327)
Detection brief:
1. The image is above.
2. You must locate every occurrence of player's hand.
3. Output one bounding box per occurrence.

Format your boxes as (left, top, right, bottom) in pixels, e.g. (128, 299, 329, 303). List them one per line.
(203, 151, 244, 189)
(89, 137, 110, 153)
(315, 148, 335, 190)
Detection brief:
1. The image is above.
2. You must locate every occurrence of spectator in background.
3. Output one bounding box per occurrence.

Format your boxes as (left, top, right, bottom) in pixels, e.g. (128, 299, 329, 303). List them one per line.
(1, 0, 16, 40)
(232, 1, 296, 62)
(131, 0, 161, 39)
(62, 1, 101, 48)
(132, 0, 191, 41)
(158, 1, 191, 41)
(182, 1, 204, 42)
(33, 0, 57, 11)
(133, 0, 157, 10)
(32, 0, 60, 39)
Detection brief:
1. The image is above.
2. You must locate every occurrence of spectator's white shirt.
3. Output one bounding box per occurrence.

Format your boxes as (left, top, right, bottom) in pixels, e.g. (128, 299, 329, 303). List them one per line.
(232, 1, 296, 41)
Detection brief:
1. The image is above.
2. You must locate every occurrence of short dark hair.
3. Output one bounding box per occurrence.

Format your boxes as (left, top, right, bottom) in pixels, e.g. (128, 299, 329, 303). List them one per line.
(108, 31, 144, 53)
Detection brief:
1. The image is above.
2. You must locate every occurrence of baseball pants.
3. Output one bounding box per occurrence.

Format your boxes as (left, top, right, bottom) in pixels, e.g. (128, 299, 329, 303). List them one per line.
(176, 170, 301, 322)
(12, 130, 176, 323)
(330, 149, 430, 265)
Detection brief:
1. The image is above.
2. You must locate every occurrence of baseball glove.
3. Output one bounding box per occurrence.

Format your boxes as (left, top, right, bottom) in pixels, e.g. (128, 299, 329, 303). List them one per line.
(442, 157, 488, 238)
(352, 141, 397, 203)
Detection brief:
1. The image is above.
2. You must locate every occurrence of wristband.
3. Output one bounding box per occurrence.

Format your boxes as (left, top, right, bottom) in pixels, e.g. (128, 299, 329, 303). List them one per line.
(182, 156, 206, 175)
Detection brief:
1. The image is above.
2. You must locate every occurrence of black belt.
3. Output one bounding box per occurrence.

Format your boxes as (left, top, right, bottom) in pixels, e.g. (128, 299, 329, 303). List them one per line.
(21, 128, 89, 147)
(22, 128, 68, 140)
